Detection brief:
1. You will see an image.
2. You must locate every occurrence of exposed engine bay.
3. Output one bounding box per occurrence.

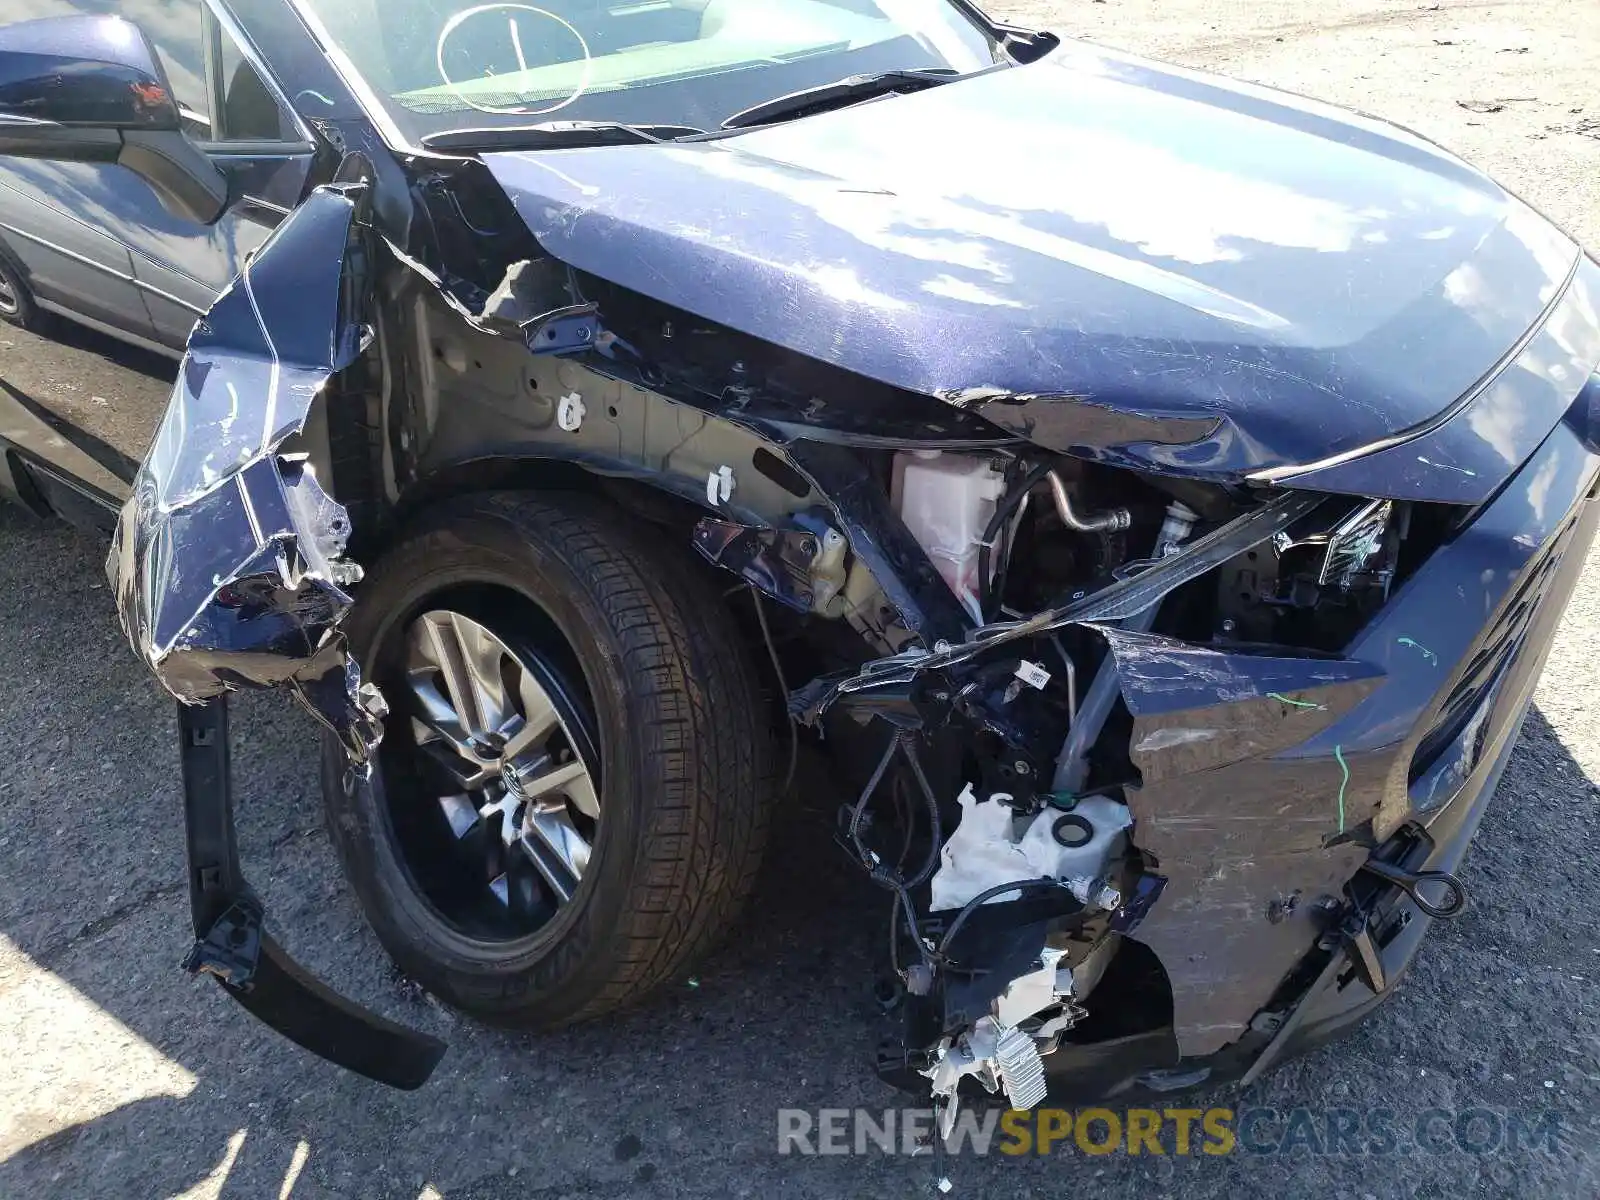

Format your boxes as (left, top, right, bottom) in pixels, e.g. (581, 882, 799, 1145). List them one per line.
(743, 447, 1418, 1121)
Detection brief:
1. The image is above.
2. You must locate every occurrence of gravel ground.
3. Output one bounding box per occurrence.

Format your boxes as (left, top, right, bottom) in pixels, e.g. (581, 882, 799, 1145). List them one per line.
(2, 1, 1599, 1196)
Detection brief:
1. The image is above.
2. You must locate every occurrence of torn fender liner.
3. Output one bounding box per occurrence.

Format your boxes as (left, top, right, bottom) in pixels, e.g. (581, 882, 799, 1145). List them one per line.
(1103, 628, 1387, 1057)
(107, 184, 379, 757)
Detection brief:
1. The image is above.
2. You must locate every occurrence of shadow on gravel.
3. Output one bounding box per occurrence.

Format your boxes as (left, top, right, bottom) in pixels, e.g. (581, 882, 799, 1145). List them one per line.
(0, 503, 1594, 1198)
(0, 769, 886, 1197)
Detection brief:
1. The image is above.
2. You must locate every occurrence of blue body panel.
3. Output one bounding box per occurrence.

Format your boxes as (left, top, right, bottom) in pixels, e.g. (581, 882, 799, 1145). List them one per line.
(483, 43, 1592, 500)
(1123, 379, 1600, 1055)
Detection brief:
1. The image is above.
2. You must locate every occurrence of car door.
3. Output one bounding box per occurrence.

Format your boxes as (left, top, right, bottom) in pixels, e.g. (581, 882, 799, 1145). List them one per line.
(0, 160, 156, 347)
(131, 2, 318, 346)
(0, 0, 210, 351)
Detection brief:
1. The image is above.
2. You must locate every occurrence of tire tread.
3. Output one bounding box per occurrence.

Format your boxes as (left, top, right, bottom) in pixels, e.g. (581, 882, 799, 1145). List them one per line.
(328, 489, 774, 1027)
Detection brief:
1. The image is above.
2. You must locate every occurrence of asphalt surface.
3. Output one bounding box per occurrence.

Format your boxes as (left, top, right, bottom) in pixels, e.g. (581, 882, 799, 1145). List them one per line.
(2, 1, 1599, 1197)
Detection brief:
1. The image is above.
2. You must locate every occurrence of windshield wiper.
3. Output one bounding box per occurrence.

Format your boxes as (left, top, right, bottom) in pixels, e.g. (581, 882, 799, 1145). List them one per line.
(420, 121, 706, 153)
(720, 68, 960, 131)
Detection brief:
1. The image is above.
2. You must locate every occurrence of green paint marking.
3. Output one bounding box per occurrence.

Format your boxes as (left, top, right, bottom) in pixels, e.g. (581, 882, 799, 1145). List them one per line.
(1268, 692, 1321, 709)
(1334, 745, 1350, 834)
(1397, 636, 1439, 666)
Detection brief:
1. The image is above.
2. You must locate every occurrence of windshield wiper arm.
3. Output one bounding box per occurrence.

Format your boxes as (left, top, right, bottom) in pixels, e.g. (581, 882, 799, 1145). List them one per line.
(420, 121, 706, 153)
(720, 68, 960, 131)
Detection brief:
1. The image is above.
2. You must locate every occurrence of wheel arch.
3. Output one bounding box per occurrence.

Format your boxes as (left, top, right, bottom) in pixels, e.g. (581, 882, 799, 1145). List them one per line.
(388, 452, 723, 564)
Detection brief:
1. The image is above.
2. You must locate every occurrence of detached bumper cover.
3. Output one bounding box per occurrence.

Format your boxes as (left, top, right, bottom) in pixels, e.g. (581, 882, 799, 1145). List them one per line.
(1135, 377, 1600, 1060)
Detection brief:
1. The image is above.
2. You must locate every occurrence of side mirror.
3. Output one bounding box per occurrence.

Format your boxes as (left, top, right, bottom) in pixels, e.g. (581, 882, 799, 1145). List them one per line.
(0, 14, 229, 224)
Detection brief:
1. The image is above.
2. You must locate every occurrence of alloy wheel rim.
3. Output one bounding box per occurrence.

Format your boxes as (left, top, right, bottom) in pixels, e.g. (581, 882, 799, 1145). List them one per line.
(0, 276, 18, 316)
(402, 609, 599, 929)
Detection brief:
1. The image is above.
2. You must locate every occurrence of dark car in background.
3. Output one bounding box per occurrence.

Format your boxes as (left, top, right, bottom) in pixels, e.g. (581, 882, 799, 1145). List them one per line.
(0, 0, 1596, 1121)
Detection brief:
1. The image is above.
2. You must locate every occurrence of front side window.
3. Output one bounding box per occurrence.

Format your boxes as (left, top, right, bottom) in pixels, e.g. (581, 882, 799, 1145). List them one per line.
(292, 0, 1003, 144)
(209, 9, 301, 142)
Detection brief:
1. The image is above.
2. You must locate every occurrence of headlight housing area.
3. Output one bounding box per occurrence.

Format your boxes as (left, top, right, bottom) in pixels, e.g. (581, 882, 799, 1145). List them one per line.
(1215, 496, 1468, 653)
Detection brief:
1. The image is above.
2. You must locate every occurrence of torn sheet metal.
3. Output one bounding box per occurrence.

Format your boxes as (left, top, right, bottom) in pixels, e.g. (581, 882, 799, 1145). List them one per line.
(692, 516, 835, 614)
(800, 489, 1328, 721)
(783, 440, 973, 647)
(1101, 628, 1387, 1056)
(107, 184, 380, 757)
(940, 389, 1221, 467)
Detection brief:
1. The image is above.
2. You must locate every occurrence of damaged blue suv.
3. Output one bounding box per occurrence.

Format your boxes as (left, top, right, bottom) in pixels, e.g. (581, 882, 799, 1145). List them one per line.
(0, 0, 1596, 1116)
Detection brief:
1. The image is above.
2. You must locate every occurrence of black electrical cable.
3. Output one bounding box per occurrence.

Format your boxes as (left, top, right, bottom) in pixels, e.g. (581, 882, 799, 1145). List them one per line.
(888, 891, 903, 977)
(750, 590, 799, 797)
(891, 773, 915, 873)
(849, 732, 940, 974)
(935, 877, 1076, 962)
(888, 882, 931, 977)
(849, 733, 903, 864)
(897, 736, 945, 889)
(895, 884, 934, 972)
(977, 460, 1054, 620)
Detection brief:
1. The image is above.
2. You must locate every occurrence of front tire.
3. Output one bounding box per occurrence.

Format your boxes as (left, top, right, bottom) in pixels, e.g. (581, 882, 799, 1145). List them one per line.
(322, 491, 774, 1028)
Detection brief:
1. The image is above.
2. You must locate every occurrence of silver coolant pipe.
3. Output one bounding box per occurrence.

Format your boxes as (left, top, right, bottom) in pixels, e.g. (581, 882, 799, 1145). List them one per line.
(1047, 470, 1132, 533)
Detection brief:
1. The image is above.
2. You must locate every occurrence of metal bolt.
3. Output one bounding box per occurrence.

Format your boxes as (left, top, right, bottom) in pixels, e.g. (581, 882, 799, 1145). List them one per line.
(469, 734, 505, 758)
(1014, 761, 1032, 777)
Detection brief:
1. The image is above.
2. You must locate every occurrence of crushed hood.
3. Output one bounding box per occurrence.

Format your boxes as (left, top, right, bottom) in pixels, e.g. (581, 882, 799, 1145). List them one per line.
(482, 41, 1585, 487)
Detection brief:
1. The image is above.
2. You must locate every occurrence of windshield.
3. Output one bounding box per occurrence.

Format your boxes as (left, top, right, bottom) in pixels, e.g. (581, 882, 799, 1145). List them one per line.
(291, 0, 1004, 145)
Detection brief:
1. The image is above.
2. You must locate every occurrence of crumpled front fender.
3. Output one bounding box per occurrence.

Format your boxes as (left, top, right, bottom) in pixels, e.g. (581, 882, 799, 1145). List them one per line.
(107, 184, 378, 756)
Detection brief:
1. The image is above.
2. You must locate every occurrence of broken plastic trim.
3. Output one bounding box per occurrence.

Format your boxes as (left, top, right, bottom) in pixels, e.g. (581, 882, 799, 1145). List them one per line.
(107, 183, 382, 757)
(179, 697, 444, 1088)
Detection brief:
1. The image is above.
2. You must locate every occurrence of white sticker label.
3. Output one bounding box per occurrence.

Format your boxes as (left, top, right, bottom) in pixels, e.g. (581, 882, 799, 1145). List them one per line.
(706, 464, 735, 506)
(1016, 660, 1051, 690)
(556, 391, 585, 432)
